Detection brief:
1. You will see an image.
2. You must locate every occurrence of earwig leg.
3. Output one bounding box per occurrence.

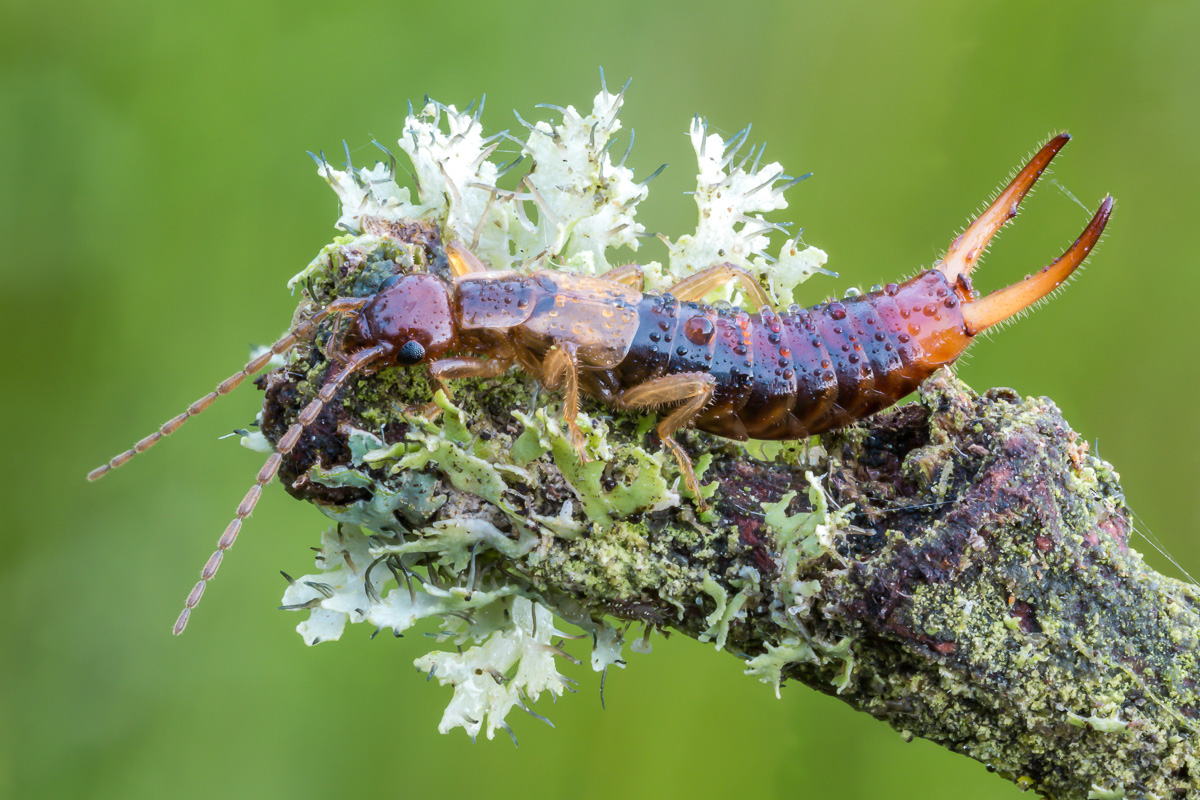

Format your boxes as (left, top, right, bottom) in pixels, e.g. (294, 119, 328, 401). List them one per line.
(603, 263, 646, 290)
(540, 344, 588, 458)
(429, 354, 513, 398)
(962, 196, 1113, 334)
(321, 297, 374, 366)
(425, 356, 513, 413)
(446, 241, 488, 276)
(325, 314, 351, 366)
(618, 373, 717, 508)
(429, 356, 513, 381)
(666, 263, 772, 310)
(322, 297, 372, 316)
(939, 134, 1071, 285)
(172, 342, 390, 635)
(86, 296, 368, 482)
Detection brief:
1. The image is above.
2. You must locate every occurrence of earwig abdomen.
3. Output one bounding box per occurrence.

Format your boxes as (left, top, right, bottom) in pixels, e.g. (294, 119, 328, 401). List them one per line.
(615, 293, 682, 386)
(789, 270, 970, 437)
(776, 307, 838, 436)
(612, 269, 974, 442)
(740, 306, 803, 439)
(687, 305, 756, 440)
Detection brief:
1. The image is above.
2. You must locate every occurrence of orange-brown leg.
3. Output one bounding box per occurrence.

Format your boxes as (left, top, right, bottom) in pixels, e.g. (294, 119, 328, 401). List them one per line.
(324, 302, 369, 366)
(429, 356, 513, 382)
(667, 263, 772, 310)
(618, 372, 716, 507)
(424, 356, 513, 416)
(603, 263, 646, 289)
(541, 344, 589, 458)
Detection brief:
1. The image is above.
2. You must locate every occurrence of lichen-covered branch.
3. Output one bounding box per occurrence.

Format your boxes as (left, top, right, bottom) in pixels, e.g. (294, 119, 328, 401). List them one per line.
(249, 88, 1198, 798)
(261, 265, 1197, 797)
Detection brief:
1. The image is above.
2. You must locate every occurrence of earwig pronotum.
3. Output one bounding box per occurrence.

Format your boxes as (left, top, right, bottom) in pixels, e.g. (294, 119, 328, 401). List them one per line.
(89, 133, 1111, 634)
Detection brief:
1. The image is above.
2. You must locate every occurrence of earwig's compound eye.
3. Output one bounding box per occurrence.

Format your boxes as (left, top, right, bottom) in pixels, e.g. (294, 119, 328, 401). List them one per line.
(396, 340, 426, 365)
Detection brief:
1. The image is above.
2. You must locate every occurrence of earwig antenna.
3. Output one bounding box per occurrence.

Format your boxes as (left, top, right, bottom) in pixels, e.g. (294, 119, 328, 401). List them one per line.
(172, 341, 391, 635)
(86, 300, 351, 482)
(88, 295, 379, 634)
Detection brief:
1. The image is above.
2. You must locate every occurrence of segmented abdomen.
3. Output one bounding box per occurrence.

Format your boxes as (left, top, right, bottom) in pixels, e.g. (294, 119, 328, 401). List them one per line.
(614, 270, 971, 440)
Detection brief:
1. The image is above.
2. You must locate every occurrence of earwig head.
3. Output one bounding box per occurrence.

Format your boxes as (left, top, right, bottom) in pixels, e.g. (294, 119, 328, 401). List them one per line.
(169, 272, 459, 633)
(90, 263, 454, 634)
(352, 273, 458, 365)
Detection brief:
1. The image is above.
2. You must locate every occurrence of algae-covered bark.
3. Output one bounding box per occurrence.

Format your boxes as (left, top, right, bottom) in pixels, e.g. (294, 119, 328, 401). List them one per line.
(259, 230, 1198, 798)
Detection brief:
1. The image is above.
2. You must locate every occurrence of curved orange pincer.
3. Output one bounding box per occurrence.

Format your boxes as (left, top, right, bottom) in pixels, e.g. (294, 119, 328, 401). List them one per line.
(935, 133, 1113, 334)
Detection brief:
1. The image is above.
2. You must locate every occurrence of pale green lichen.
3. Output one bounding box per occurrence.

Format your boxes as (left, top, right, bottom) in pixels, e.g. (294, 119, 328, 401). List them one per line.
(280, 523, 523, 646)
(512, 407, 680, 522)
(1068, 712, 1133, 735)
(414, 597, 573, 742)
(761, 472, 851, 628)
(744, 638, 818, 698)
(745, 475, 859, 694)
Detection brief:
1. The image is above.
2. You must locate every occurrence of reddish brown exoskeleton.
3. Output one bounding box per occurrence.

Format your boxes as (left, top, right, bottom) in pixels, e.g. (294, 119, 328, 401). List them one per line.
(89, 133, 1111, 633)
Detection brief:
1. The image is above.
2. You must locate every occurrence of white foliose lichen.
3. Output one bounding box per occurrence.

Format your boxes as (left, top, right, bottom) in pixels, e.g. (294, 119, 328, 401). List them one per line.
(308, 81, 827, 300)
(312, 87, 647, 276)
(666, 118, 830, 306)
(280, 80, 830, 741)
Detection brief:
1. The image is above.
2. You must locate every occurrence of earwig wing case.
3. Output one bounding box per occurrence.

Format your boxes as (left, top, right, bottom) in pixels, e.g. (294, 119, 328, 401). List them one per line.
(514, 273, 642, 368)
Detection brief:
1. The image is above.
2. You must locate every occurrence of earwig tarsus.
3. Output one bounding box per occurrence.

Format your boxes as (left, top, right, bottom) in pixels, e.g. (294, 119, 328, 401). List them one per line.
(89, 133, 1112, 633)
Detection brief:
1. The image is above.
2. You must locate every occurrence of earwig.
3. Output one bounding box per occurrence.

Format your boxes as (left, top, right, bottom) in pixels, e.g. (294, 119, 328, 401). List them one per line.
(89, 133, 1111, 633)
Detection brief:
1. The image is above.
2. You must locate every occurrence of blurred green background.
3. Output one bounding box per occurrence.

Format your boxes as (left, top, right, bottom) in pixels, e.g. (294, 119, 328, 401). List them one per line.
(4, 1, 1198, 798)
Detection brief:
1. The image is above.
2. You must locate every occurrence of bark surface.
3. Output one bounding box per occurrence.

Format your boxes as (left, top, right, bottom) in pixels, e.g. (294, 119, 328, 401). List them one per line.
(263, 336, 1199, 799)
